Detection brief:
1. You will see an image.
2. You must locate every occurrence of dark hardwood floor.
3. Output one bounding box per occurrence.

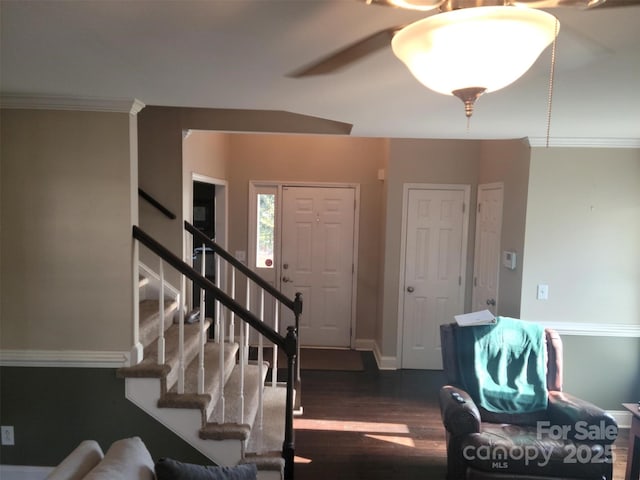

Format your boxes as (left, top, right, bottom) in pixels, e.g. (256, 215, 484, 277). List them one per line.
(291, 351, 630, 480)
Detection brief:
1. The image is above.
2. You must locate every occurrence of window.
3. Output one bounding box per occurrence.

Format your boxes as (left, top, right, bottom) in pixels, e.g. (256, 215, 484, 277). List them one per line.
(256, 193, 275, 269)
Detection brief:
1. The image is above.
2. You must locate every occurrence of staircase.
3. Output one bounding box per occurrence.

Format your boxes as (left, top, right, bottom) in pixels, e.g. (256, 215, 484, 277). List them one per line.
(120, 224, 300, 480)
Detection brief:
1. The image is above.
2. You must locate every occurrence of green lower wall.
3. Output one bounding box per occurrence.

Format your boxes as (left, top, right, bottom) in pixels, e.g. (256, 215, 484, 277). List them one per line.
(560, 335, 640, 411)
(0, 367, 211, 466)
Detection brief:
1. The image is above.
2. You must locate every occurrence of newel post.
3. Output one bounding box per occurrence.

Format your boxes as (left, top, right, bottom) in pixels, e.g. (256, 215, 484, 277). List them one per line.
(283, 325, 297, 480)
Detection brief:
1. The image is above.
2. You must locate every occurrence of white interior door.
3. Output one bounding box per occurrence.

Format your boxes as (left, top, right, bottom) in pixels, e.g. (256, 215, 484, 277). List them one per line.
(472, 183, 503, 315)
(401, 186, 468, 369)
(281, 186, 355, 347)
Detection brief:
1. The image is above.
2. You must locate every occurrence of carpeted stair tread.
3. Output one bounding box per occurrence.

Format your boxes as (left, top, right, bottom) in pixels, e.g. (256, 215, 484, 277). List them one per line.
(199, 362, 268, 441)
(199, 422, 251, 441)
(139, 299, 179, 348)
(158, 341, 239, 418)
(243, 453, 285, 472)
(245, 385, 287, 455)
(117, 319, 210, 388)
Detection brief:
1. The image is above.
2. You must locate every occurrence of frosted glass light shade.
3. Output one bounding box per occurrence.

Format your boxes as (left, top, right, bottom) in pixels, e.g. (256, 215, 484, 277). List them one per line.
(387, 0, 445, 11)
(391, 6, 559, 95)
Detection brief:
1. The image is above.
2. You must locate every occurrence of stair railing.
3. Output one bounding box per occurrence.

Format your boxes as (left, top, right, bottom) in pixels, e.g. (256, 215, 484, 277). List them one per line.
(138, 188, 177, 220)
(185, 222, 302, 396)
(133, 225, 300, 480)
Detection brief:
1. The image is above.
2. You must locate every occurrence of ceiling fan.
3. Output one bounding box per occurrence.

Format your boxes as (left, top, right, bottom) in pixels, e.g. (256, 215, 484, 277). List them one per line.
(288, 0, 639, 118)
(289, 0, 634, 78)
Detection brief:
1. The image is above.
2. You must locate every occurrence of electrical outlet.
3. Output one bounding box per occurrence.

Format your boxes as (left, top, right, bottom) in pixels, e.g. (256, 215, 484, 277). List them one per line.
(1, 426, 15, 446)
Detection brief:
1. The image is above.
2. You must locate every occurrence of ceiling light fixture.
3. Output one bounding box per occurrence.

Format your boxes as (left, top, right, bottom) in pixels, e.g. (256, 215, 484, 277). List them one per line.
(391, 6, 560, 118)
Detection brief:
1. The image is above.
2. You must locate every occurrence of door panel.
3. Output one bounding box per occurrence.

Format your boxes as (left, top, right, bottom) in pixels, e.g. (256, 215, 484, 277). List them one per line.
(472, 184, 503, 315)
(402, 188, 466, 369)
(281, 186, 355, 347)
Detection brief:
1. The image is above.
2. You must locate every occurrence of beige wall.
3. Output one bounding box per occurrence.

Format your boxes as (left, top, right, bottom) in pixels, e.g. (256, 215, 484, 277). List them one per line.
(521, 147, 640, 407)
(225, 133, 387, 342)
(138, 107, 355, 288)
(521, 147, 640, 324)
(182, 129, 229, 227)
(0, 109, 137, 351)
(479, 139, 530, 317)
(380, 139, 482, 360)
(378, 138, 531, 363)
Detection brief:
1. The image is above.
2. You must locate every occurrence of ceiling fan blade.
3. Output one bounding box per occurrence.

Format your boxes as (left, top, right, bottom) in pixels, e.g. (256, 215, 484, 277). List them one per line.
(287, 26, 402, 78)
(513, 0, 637, 7)
(593, 0, 640, 6)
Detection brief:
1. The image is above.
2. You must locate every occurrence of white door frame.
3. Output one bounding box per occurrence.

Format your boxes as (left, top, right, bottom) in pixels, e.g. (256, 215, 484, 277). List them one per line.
(186, 173, 228, 310)
(396, 183, 471, 369)
(248, 181, 360, 348)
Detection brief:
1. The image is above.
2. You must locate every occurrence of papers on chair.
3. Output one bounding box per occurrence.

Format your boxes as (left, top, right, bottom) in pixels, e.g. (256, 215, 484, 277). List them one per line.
(455, 310, 496, 327)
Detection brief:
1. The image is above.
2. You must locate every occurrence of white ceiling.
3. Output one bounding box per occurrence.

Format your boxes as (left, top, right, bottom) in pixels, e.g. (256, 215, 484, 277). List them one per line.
(1, 0, 639, 145)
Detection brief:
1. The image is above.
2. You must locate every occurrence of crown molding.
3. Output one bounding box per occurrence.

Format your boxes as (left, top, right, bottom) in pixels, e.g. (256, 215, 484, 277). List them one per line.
(0, 94, 145, 115)
(0, 349, 130, 368)
(529, 137, 640, 148)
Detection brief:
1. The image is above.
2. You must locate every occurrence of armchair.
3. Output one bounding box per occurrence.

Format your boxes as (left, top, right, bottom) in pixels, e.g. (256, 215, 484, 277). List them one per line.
(439, 320, 618, 480)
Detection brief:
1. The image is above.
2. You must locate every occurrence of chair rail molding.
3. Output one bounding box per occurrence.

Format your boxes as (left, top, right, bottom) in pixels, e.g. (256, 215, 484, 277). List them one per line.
(534, 321, 640, 338)
(0, 349, 130, 368)
(0, 94, 145, 115)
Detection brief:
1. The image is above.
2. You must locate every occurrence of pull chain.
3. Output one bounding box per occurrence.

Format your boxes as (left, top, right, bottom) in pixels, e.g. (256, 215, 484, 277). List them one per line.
(546, 18, 559, 148)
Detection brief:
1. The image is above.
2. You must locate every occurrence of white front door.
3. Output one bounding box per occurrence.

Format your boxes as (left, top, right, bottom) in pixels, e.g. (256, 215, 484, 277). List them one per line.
(281, 186, 356, 347)
(401, 186, 468, 369)
(472, 183, 503, 315)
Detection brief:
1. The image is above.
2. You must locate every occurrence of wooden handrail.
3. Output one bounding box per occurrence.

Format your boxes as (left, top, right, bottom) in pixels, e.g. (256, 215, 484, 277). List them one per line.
(185, 221, 295, 312)
(138, 188, 177, 220)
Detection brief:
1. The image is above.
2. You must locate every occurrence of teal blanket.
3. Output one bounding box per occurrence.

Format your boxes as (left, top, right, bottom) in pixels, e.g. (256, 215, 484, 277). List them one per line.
(456, 317, 548, 414)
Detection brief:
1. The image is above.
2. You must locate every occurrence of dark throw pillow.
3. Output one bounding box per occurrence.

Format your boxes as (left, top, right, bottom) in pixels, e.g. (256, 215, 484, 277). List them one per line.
(155, 458, 258, 480)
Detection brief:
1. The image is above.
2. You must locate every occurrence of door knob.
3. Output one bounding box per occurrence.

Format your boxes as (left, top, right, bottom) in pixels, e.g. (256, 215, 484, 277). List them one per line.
(486, 298, 496, 306)
(282, 276, 291, 283)
(407, 286, 415, 293)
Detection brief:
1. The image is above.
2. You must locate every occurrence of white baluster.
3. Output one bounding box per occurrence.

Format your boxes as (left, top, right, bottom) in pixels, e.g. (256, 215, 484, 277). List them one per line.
(214, 255, 221, 343)
(240, 276, 251, 424)
(244, 277, 251, 365)
(229, 267, 236, 344)
(157, 260, 166, 365)
(219, 297, 226, 423)
(178, 278, 185, 394)
(198, 243, 206, 395)
(257, 289, 264, 429)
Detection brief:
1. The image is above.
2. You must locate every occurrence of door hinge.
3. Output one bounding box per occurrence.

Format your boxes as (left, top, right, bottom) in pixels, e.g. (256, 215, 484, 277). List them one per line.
(459, 275, 462, 286)
(477, 203, 481, 213)
(474, 276, 478, 287)
(462, 203, 466, 214)
(352, 263, 355, 274)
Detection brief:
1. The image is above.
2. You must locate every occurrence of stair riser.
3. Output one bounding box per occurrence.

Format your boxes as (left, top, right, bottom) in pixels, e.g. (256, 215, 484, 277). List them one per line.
(164, 333, 207, 395)
(205, 348, 239, 421)
(125, 377, 243, 465)
(139, 302, 179, 349)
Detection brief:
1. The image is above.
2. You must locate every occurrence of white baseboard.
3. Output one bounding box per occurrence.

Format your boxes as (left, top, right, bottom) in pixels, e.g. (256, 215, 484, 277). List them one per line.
(372, 342, 397, 370)
(0, 465, 53, 480)
(353, 339, 375, 351)
(608, 409, 632, 429)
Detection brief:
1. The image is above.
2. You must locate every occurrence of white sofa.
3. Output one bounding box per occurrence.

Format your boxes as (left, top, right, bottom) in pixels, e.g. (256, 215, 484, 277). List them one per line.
(46, 437, 154, 480)
(46, 437, 259, 480)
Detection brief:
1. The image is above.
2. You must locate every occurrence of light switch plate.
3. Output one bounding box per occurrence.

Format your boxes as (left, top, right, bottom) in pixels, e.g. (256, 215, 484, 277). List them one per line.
(537, 284, 549, 300)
